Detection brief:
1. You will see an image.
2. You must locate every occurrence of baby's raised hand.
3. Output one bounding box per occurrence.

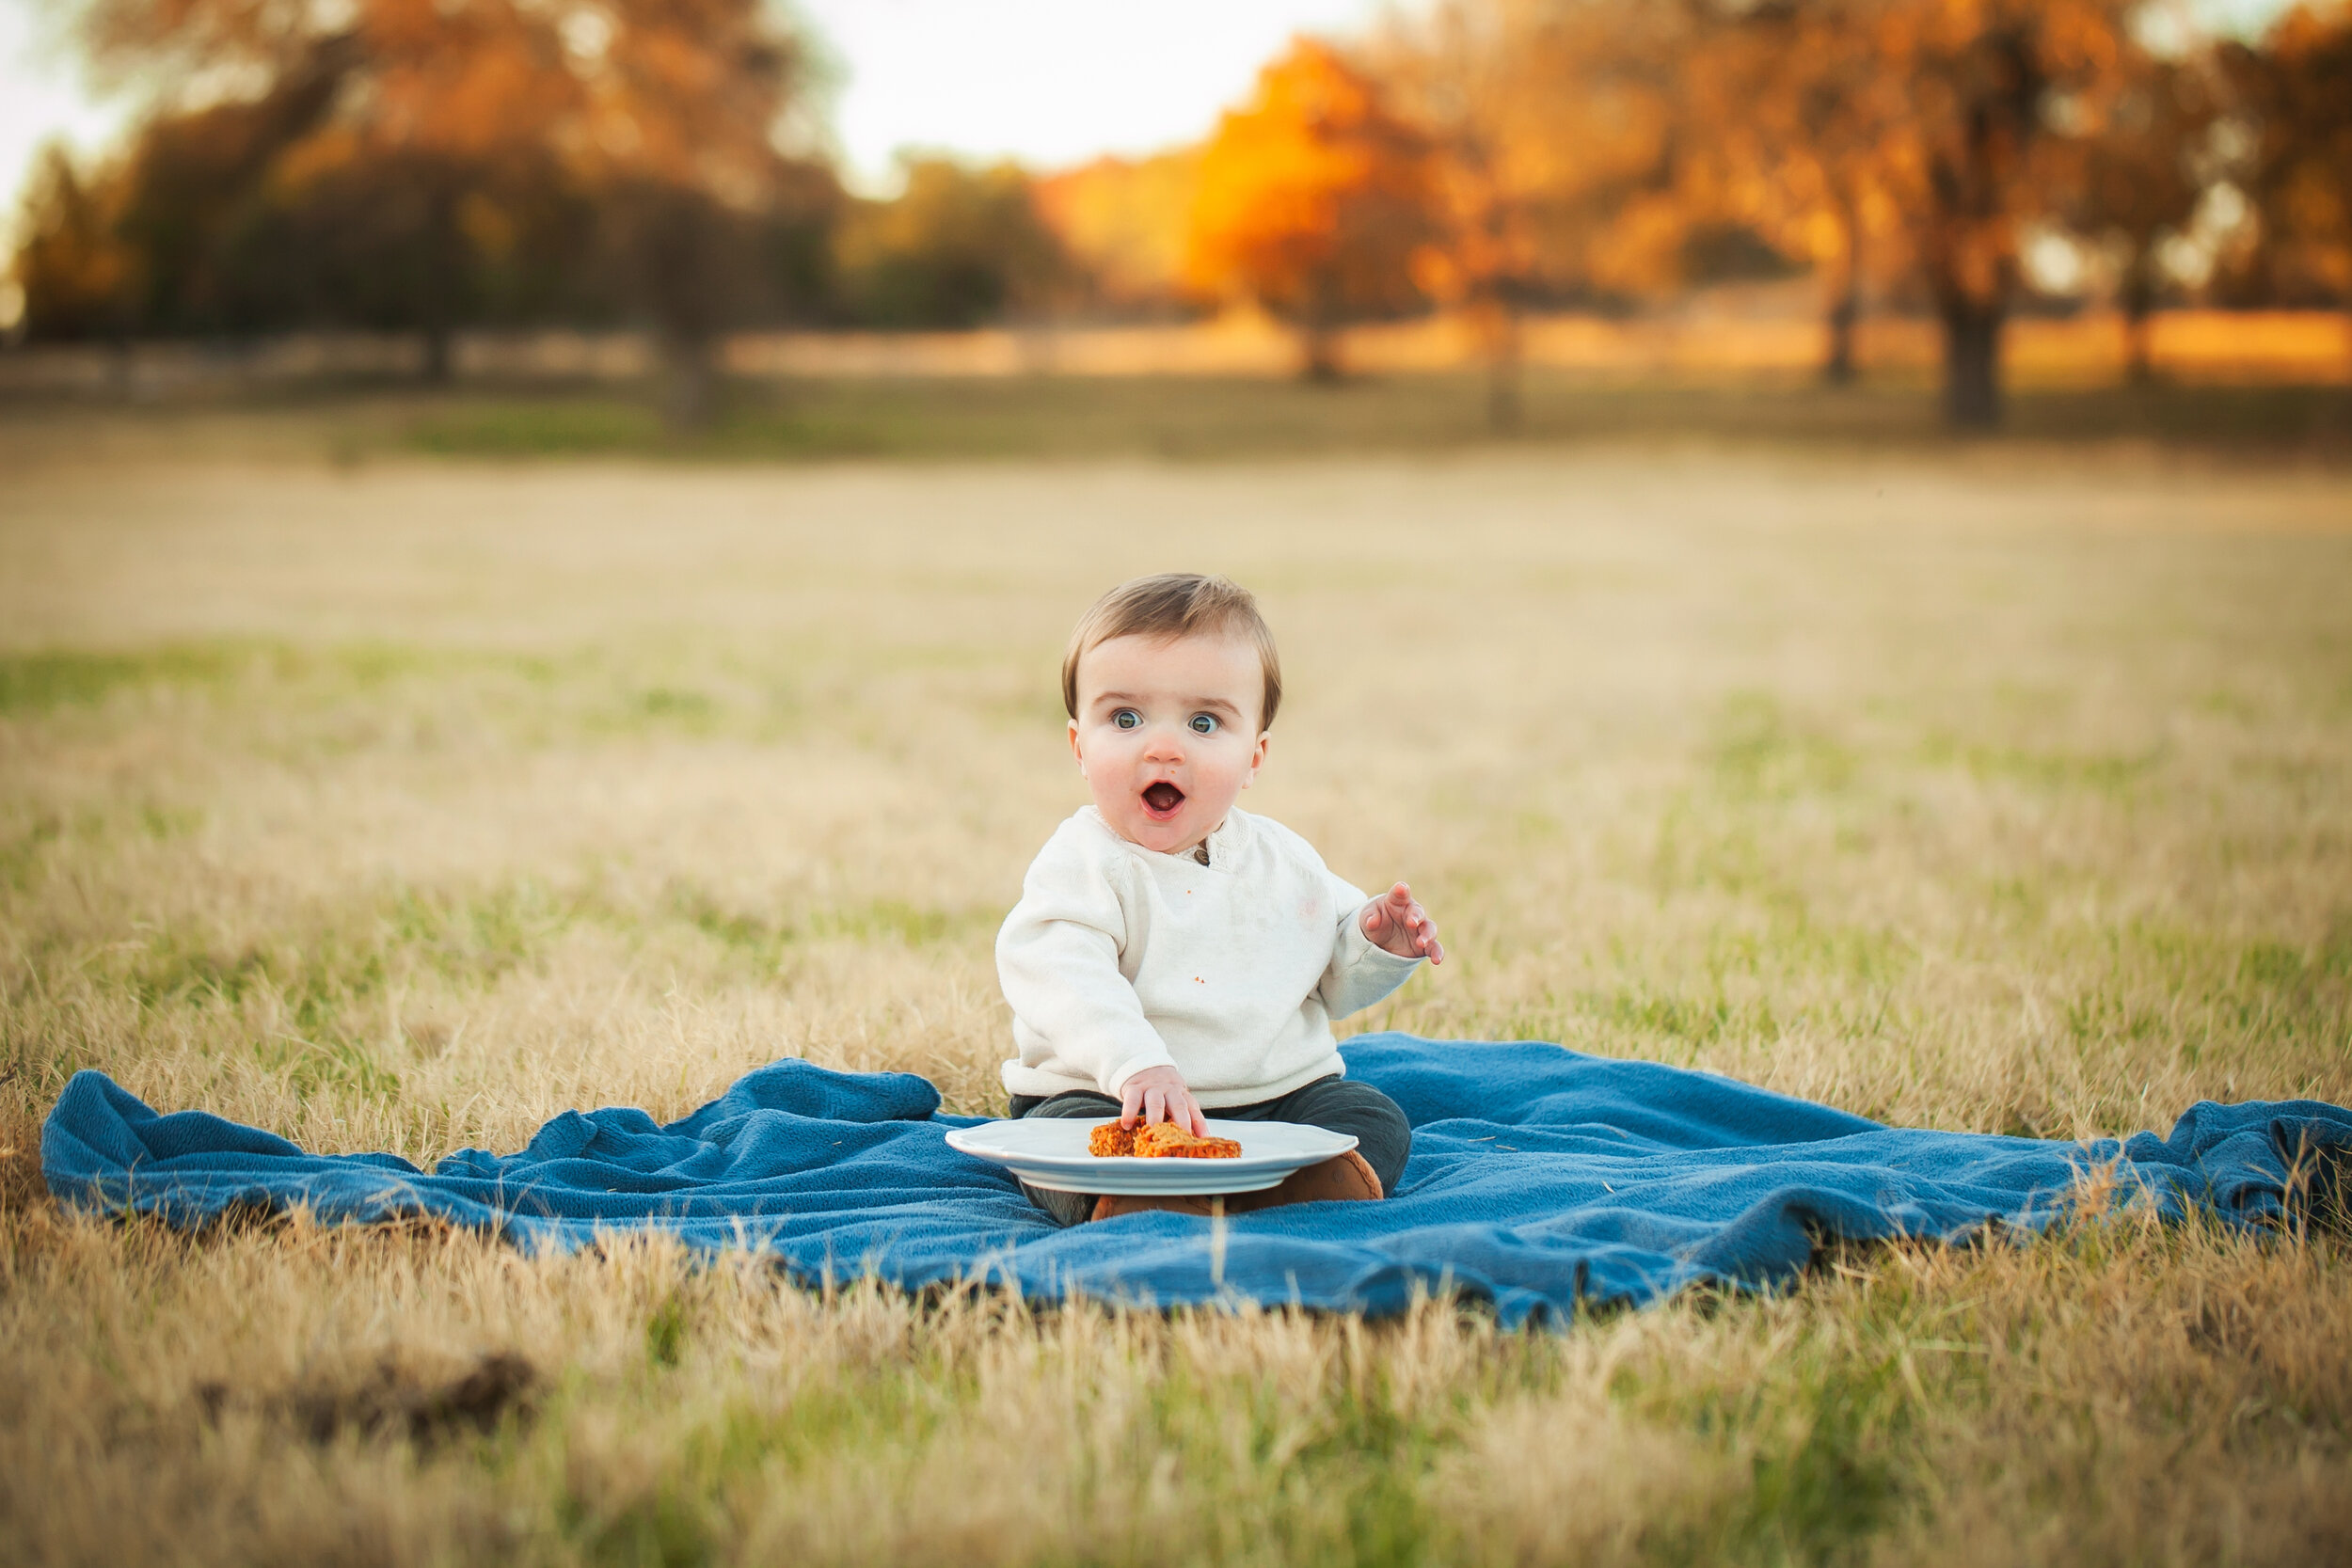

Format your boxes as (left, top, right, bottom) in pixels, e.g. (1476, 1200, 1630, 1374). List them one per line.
(1120, 1065, 1209, 1134)
(1362, 882, 1444, 964)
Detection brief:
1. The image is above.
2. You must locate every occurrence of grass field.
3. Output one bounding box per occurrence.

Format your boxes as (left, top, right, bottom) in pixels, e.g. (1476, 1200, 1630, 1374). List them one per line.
(2, 388, 2349, 1565)
(4, 371, 2350, 466)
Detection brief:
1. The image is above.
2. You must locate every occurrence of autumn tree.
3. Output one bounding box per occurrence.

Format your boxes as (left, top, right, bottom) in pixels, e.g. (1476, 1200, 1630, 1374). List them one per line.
(46, 0, 834, 421)
(2059, 49, 2226, 381)
(1688, 0, 1915, 384)
(835, 157, 1071, 328)
(565, 0, 836, 424)
(2229, 4, 2352, 333)
(1185, 38, 1438, 380)
(1887, 0, 2136, 426)
(66, 0, 592, 375)
(1381, 1, 1787, 423)
(1371, 2, 1548, 425)
(12, 146, 139, 346)
(1030, 150, 1201, 316)
(1471, 1, 1710, 308)
(1690, 0, 2135, 425)
(1370, 4, 1552, 423)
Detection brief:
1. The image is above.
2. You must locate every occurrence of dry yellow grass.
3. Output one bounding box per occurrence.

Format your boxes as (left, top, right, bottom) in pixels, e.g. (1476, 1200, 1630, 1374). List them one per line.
(1, 425, 2348, 1565)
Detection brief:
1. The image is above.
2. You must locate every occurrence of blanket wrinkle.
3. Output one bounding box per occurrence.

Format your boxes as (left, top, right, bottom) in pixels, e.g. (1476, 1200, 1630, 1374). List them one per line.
(40, 1034, 2352, 1325)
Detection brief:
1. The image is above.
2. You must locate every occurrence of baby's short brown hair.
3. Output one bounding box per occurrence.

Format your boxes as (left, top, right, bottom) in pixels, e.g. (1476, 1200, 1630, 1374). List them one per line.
(1061, 573, 1283, 731)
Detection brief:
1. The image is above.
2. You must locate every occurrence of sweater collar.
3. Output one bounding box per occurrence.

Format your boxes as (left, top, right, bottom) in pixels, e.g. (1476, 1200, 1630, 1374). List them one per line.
(1086, 804, 1250, 865)
(1197, 807, 1250, 865)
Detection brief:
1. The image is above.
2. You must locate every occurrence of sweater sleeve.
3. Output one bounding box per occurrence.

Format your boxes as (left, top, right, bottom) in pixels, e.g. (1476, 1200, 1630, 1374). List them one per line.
(995, 832, 1179, 1096)
(1317, 870, 1423, 1020)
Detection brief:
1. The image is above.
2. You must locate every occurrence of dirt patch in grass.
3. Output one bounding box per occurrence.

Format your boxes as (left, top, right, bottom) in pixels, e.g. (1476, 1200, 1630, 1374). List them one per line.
(197, 1351, 540, 1447)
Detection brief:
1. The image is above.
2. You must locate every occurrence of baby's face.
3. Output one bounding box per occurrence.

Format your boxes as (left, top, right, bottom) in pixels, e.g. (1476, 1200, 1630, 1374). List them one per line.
(1069, 631, 1268, 854)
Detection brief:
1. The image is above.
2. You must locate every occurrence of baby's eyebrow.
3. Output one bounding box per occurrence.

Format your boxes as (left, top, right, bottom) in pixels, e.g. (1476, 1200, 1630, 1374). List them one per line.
(1091, 692, 1244, 716)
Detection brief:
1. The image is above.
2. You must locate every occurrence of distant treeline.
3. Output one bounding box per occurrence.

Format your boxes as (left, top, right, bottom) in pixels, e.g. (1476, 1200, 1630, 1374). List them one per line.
(11, 0, 2352, 427)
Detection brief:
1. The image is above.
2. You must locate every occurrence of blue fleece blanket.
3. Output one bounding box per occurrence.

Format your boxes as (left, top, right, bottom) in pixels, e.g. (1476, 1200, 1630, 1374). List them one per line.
(41, 1035, 2352, 1325)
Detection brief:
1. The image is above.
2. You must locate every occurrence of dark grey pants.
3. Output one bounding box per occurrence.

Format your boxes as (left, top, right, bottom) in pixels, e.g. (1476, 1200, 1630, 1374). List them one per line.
(1008, 1074, 1413, 1227)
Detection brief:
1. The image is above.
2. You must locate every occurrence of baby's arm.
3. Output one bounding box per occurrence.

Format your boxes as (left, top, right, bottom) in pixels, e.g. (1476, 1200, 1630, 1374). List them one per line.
(1318, 875, 1440, 1019)
(996, 844, 1204, 1130)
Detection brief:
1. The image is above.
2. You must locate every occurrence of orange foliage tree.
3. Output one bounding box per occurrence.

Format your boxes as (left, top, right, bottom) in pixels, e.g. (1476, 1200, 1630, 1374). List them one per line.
(1031, 150, 1201, 315)
(2230, 4, 2352, 325)
(1385, 0, 2151, 426)
(54, 0, 833, 421)
(1686, 0, 1916, 384)
(2059, 49, 2227, 381)
(74, 0, 595, 374)
(1694, 0, 2133, 425)
(1870, 0, 2133, 426)
(1185, 39, 1438, 379)
(11, 147, 140, 349)
(1372, 2, 1547, 426)
(1378, 0, 1698, 425)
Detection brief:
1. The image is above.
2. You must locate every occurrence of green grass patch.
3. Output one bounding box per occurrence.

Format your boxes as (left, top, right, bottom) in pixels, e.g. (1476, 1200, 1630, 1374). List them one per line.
(666, 883, 992, 976)
(0, 643, 271, 715)
(1921, 733, 2165, 797)
(1729, 1359, 1907, 1560)
(36, 877, 992, 1087)
(99, 881, 578, 1086)
(407, 399, 670, 457)
(370, 378, 2352, 465)
(1583, 983, 1772, 1055)
(0, 637, 825, 754)
(253, 1035, 404, 1101)
(0, 640, 556, 718)
(1708, 692, 1860, 800)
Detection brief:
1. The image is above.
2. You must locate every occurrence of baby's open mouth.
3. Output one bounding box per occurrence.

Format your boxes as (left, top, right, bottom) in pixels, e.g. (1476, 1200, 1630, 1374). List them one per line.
(1141, 781, 1185, 817)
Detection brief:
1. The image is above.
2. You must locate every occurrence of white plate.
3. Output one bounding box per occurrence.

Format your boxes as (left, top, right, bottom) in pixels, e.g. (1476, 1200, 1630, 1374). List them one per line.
(946, 1117, 1357, 1195)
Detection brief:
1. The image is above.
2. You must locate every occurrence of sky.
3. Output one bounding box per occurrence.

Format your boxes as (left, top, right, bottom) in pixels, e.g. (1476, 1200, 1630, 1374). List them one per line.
(0, 0, 2311, 240)
(793, 0, 1401, 192)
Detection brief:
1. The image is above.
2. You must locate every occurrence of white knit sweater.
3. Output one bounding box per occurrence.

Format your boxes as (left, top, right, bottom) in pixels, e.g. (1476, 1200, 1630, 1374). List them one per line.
(996, 805, 1423, 1106)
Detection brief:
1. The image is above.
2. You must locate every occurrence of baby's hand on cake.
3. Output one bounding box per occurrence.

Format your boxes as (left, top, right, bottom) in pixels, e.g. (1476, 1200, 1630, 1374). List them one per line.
(1120, 1066, 1209, 1134)
(1363, 882, 1445, 964)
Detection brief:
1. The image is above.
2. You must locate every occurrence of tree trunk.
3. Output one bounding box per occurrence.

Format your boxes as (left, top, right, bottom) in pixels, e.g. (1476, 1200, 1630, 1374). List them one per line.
(1824, 287, 1860, 387)
(1480, 302, 1522, 432)
(1939, 297, 2004, 430)
(660, 331, 720, 432)
(421, 325, 453, 386)
(1300, 318, 1342, 383)
(2122, 306, 2153, 386)
(2122, 245, 2155, 386)
(1913, 32, 2037, 434)
(1821, 189, 1862, 387)
(418, 177, 462, 386)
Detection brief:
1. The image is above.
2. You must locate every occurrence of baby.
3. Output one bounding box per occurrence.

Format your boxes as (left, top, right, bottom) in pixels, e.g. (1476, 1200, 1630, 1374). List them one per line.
(997, 573, 1443, 1225)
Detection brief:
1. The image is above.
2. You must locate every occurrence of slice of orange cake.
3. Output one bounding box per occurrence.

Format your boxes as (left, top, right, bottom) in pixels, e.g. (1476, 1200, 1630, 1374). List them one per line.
(1130, 1121, 1242, 1160)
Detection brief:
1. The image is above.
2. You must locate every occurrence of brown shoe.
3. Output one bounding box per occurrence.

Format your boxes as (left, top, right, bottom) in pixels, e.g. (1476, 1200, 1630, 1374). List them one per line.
(1227, 1149, 1385, 1212)
(1085, 1151, 1384, 1223)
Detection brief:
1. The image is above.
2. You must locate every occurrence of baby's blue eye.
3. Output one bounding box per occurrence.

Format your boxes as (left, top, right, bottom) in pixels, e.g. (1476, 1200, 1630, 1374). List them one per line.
(1112, 709, 1141, 731)
(1189, 713, 1218, 735)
